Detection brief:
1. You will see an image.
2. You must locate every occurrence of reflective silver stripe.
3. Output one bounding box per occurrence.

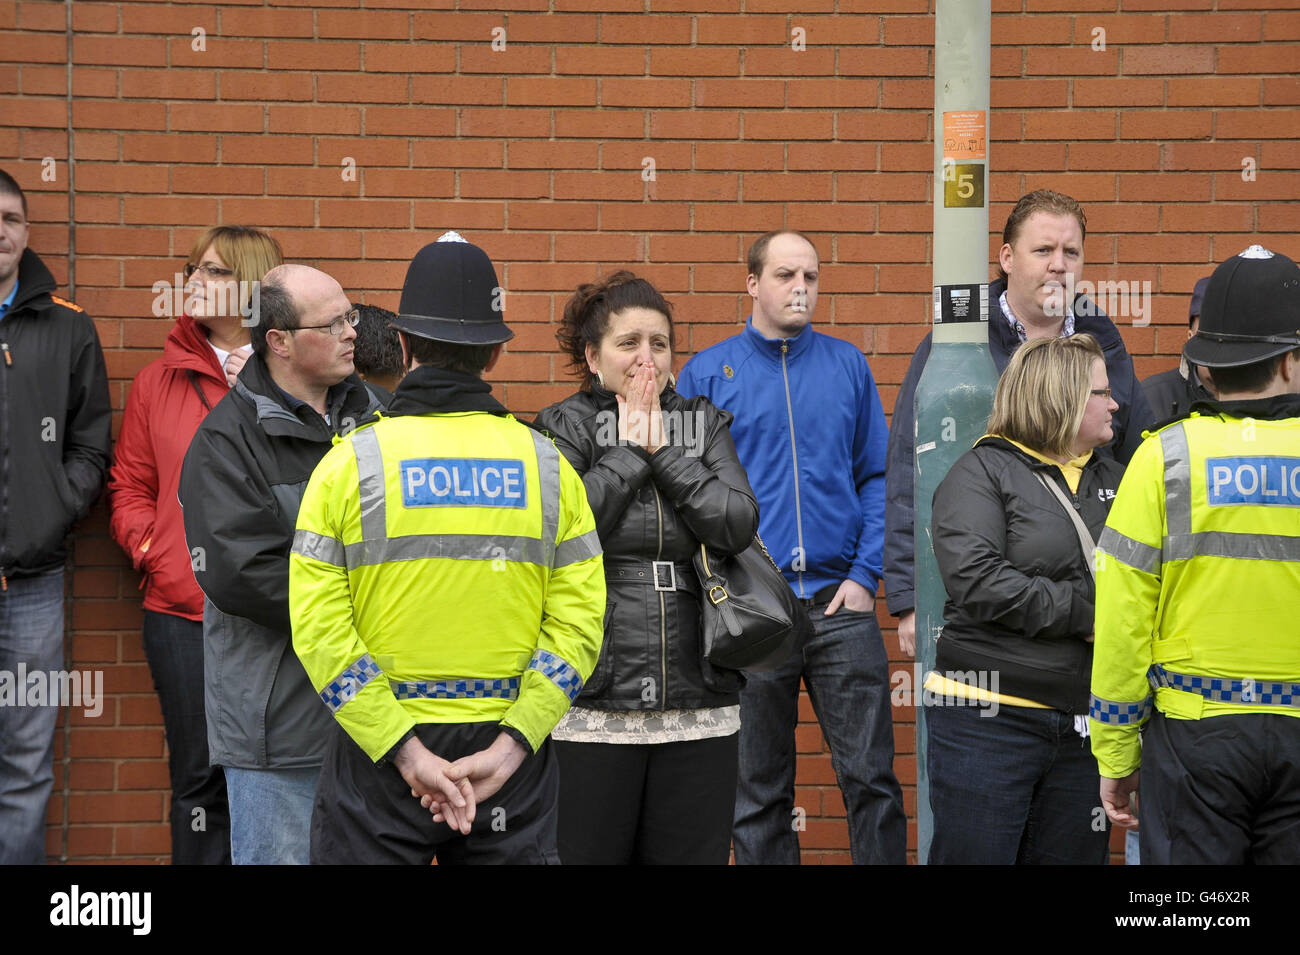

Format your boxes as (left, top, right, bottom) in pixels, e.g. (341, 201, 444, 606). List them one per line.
(530, 429, 560, 567)
(528, 648, 583, 701)
(352, 426, 388, 542)
(1088, 692, 1153, 726)
(344, 534, 547, 570)
(319, 653, 384, 713)
(1098, 526, 1161, 575)
(391, 677, 520, 700)
(292, 529, 347, 567)
(1160, 423, 1191, 539)
(554, 528, 602, 568)
(1163, 531, 1300, 563)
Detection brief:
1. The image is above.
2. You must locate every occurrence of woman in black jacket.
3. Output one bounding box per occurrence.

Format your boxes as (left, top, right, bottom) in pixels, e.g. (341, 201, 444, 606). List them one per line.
(536, 272, 759, 864)
(927, 334, 1124, 865)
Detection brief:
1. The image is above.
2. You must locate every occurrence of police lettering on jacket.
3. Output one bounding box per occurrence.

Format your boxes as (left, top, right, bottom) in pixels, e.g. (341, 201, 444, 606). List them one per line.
(401, 458, 527, 507)
(1206, 456, 1300, 506)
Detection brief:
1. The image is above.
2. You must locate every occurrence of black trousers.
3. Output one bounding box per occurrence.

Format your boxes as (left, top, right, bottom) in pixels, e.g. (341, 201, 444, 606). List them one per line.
(141, 610, 231, 865)
(554, 733, 739, 865)
(1140, 711, 1300, 865)
(311, 721, 560, 864)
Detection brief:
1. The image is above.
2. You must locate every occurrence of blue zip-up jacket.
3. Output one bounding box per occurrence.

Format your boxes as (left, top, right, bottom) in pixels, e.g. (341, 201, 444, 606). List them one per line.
(676, 318, 887, 599)
(881, 276, 1154, 619)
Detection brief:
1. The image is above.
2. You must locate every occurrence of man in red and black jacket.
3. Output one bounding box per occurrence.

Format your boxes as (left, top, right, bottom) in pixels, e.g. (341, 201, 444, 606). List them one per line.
(0, 169, 112, 864)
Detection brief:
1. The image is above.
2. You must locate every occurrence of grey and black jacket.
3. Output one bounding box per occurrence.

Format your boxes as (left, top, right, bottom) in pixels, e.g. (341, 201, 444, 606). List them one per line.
(0, 249, 111, 582)
(178, 353, 382, 769)
(536, 385, 759, 710)
(930, 436, 1124, 714)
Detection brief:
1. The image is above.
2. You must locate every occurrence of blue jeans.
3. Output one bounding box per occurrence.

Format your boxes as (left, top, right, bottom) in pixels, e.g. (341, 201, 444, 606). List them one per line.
(0, 570, 64, 865)
(733, 604, 906, 865)
(926, 700, 1109, 864)
(223, 766, 320, 865)
(141, 610, 230, 864)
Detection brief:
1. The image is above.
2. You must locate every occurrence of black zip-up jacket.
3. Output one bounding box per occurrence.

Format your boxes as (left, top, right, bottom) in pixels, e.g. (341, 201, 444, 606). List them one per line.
(536, 385, 759, 710)
(930, 436, 1125, 713)
(0, 249, 111, 582)
(1141, 362, 1213, 425)
(883, 276, 1154, 618)
(178, 353, 381, 768)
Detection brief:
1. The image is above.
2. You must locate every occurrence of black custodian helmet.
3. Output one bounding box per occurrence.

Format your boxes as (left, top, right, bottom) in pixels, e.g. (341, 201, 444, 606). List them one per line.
(391, 231, 514, 346)
(1184, 244, 1300, 369)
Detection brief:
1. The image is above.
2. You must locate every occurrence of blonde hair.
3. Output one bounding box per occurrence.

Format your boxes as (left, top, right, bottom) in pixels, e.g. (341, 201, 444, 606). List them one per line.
(987, 334, 1105, 459)
(187, 226, 283, 315)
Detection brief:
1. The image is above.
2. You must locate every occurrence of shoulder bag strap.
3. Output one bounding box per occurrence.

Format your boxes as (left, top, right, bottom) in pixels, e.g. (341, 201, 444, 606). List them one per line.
(186, 369, 214, 412)
(1035, 471, 1097, 580)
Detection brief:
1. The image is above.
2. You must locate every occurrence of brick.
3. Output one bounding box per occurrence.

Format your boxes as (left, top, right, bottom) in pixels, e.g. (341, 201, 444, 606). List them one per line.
(993, 78, 1068, 108)
(1073, 14, 1167, 44)
(840, 46, 929, 77)
(741, 111, 828, 141)
(696, 14, 786, 44)
(460, 108, 550, 138)
(170, 103, 264, 133)
(1122, 44, 1214, 75)
(168, 39, 264, 70)
(269, 105, 360, 135)
(362, 168, 454, 198)
(648, 234, 738, 263)
(837, 234, 926, 263)
(1263, 12, 1300, 40)
(221, 134, 313, 166)
(174, 165, 263, 195)
(553, 171, 642, 201)
(509, 14, 599, 43)
(1264, 78, 1300, 106)
(364, 42, 457, 73)
(787, 79, 878, 109)
(507, 141, 598, 170)
(556, 109, 644, 138)
(1168, 12, 1261, 42)
(1026, 46, 1117, 76)
(264, 167, 357, 197)
(600, 14, 693, 44)
(461, 46, 551, 75)
(222, 8, 315, 38)
(1215, 171, 1300, 201)
(320, 198, 412, 229)
(1024, 110, 1116, 141)
(74, 36, 168, 68)
(1163, 142, 1260, 171)
(1117, 172, 1211, 202)
(694, 141, 782, 170)
(412, 11, 503, 42)
(604, 78, 691, 108)
(113, 824, 170, 856)
(66, 827, 115, 857)
(1119, 110, 1211, 141)
(1215, 109, 1300, 140)
(787, 142, 871, 171)
(365, 106, 457, 137)
(837, 172, 926, 202)
(694, 78, 784, 108)
(74, 164, 169, 196)
(320, 9, 411, 39)
(599, 201, 691, 232)
(267, 41, 361, 72)
(413, 139, 504, 168)
(1222, 43, 1298, 73)
(507, 77, 597, 106)
(415, 200, 505, 231)
(992, 14, 1072, 45)
(1169, 78, 1261, 108)
(1117, 234, 1211, 263)
(121, 69, 216, 101)
(69, 792, 163, 824)
(12, 98, 74, 129)
(1073, 78, 1164, 107)
(554, 0, 641, 10)
(117, 761, 170, 790)
(837, 111, 927, 141)
(746, 49, 835, 77)
(880, 79, 929, 109)
(456, 169, 547, 200)
(648, 110, 738, 140)
(1069, 142, 1160, 171)
(280, 230, 365, 259)
(509, 200, 597, 230)
(651, 48, 739, 77)
(1161, 202, 1254, 234)
(119, 5, 212, 35)
(319, 73, 409, 104)
(556, 47, 646, 76)
(0, 32, 64, 64)
(123, 196, 219, 226)
(1261, 142, 1300, 170)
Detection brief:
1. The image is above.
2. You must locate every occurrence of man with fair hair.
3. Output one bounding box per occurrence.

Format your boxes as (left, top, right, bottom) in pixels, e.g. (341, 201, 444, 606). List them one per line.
(885, 189, 1154, 657)
(0, 168, 111, 864)
(179, 263, 381, 864)
(677, 230, 906, 865)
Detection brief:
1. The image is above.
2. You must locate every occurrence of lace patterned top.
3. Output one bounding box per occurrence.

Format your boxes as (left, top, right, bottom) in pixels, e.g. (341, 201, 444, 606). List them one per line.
(551, 705, 740, 744)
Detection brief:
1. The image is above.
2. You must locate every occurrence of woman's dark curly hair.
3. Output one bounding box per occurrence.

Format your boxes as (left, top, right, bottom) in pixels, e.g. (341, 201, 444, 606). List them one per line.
(556, 271, 674, 385)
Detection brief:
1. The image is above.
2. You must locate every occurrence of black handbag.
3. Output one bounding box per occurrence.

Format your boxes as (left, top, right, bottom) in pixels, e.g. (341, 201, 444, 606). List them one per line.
(694, 534, 811, 670)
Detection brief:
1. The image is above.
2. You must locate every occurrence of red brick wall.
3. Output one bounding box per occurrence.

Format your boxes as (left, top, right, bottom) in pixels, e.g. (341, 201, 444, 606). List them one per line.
(2, 0, 1296, 863)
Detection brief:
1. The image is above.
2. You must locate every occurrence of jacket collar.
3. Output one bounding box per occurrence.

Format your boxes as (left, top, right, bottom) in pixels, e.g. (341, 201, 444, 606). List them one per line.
(234, 352, 378, 436)
(1191, 393, 1300, 422)
(974, 434, 1099, 473)
(7, 249, 57, 315)
(163, 315, 226, 381)
(987, 277, 1125, 357)
(386, 365, 509, 417)
(741, 315, 816, 362)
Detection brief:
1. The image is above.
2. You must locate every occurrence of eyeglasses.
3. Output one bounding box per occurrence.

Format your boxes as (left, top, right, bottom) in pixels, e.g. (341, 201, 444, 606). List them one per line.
(1090, 388, 1113, 399)
(184, 262, 235, 279)
(291, 308, 360, 337)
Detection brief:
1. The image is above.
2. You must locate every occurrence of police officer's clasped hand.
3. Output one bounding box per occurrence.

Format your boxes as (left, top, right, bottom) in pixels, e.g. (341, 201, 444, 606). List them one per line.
(617, 361, 665, 454)
(421, 732, 528, 826)
(394, 736, 476, 835)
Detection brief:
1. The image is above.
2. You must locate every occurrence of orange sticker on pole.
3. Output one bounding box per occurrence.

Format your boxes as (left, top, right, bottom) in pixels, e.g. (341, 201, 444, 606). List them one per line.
(942, 110, 986, 161)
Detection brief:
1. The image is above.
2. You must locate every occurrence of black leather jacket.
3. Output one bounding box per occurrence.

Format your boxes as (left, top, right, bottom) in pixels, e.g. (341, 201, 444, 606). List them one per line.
(536, 385, 759, 710)
(931, 436, 1125, 713)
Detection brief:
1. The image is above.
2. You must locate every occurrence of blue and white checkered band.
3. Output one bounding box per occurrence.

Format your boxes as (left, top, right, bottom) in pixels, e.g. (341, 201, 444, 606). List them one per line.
(390, 678, 521, 701)
(1149, 664, 1300, 709)
(528, 648, 584, 702)
(1088, 692, 1153, 725)
(320, 654, 384, 713)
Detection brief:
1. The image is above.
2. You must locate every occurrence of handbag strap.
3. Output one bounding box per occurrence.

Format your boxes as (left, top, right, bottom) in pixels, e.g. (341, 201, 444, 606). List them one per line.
(187, 369, 214, 412)
(1035, 471, 1097, 580)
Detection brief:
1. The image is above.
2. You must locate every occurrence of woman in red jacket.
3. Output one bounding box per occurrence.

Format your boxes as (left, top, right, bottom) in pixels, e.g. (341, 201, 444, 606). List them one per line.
(108, 226, 282, 864)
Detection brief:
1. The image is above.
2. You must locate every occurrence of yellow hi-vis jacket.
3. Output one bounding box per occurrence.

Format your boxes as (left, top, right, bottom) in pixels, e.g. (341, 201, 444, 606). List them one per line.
(289, 411, 605, 761)
(1090, 409, 1300, 779)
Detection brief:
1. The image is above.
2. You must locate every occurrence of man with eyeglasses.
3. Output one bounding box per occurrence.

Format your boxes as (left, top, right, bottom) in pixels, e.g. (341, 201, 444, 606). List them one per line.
(179, 264, 381, 864)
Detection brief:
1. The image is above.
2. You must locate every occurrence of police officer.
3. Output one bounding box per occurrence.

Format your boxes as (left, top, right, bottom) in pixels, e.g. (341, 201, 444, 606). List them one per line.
(290, 233, 605, 864)
(1090, 244, 1300, 864)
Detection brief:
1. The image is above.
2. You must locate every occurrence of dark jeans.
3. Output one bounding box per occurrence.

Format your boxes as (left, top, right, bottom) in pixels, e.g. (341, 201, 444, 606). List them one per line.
(926, 700, 1109, 865)
(0, 570, 63, 865)
(311, 721, 560, 865)
(1141, 711, 1300, 865)
(733, 605, 906, 865)
(555, 733, 739, 865)
(141, 610, 230, 865)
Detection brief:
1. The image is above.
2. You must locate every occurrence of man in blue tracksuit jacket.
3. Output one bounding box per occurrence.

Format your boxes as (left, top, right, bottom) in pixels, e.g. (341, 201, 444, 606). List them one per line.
(677, 230, 906, 865)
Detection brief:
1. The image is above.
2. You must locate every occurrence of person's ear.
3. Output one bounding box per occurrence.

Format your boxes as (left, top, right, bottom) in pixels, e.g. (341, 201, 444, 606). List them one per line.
(266, 327, 293, 360)
(746, 272, 760, 300)
(398, 331, 413, 372)
(584, 341, 600, 376)
(998, 243, 1014, 277)
(483, 342, 505, 375)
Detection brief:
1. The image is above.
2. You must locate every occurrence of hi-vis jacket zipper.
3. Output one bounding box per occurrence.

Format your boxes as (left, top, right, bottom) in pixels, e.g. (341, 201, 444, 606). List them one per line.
(779, 343, 806, 598)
